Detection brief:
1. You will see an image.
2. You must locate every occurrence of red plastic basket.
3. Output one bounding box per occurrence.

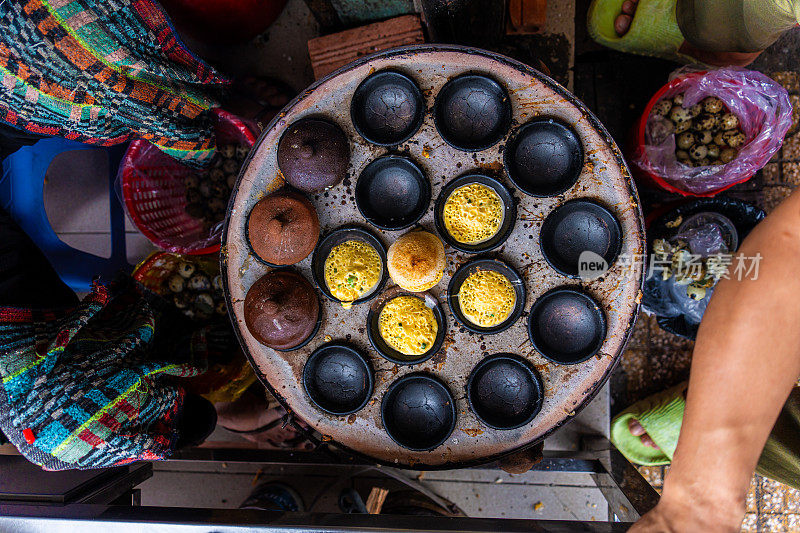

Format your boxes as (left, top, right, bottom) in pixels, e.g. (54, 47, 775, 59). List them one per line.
(120, 109, 257, 255)
(629, 71, 757, 198)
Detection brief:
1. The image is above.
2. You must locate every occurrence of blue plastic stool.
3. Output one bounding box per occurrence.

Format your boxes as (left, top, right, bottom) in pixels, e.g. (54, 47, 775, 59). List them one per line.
(0, 138, 131, 292)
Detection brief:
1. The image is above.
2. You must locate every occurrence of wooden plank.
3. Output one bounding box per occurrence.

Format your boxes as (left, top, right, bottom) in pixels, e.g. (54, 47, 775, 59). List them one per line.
(506, 0, 547, 34)
(308, 14, 425, 79)
(365, 486, 389, 514)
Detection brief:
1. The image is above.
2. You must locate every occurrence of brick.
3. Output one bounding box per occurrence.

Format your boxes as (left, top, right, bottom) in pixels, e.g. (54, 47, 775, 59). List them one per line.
(308, 15, 425, 80)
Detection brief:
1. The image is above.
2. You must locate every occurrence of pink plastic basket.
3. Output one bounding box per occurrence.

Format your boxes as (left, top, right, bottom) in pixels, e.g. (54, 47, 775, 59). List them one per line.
(120, 109, 257, 255)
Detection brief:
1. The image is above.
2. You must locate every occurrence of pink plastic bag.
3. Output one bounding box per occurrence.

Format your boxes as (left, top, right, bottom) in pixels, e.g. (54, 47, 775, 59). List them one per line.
(632, 67, 793, 195)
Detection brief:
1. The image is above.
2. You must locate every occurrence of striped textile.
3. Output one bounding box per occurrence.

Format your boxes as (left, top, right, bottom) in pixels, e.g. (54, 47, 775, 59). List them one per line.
(0, 0, 229, 166)
(0, 279, 210, 470)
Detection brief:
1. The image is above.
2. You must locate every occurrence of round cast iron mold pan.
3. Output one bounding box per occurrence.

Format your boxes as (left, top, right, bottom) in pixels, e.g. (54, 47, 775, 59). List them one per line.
(355, 155, 431, 231)
(504, 117, 584, 197)
(527, 287, 607, 365)
(244, 187, 320, 268)
(433, 173, 516, 253)
(302, 342, 374, 415)
(433, 73, 512, 152)
(646, 197, 765, 340)
(221, 44, 647, 471)
(539, 199, 623, 278)
(350, 70, 425, 146)
(466, 353, 545, 430)
(381, 373, 457, 451)
(447, 258, 526, 335)
(310, 224, 389, 306)
(366, 287, 446, 365)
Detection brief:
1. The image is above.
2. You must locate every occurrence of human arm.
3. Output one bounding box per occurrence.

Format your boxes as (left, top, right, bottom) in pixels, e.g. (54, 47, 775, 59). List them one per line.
(631, 187, 800, 532)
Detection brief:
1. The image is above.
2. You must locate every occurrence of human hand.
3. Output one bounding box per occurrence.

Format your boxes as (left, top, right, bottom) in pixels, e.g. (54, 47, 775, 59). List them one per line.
(629, 493, 744, 533)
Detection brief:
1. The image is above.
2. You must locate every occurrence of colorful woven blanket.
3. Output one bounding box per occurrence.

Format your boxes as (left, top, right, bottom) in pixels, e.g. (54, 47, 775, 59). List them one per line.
(0, 279, 211, 470)
(0, 0, 228, 166)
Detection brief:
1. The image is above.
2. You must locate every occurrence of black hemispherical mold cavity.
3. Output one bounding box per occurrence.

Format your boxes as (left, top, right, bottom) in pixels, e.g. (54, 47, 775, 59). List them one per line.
(433, 174, 516, 253)
(350, 70, 425, 146)
(504, 118, 584, 197)
(528, 288, 607, 365)
(355, 155, 431, 231)
(434, 74, 511, 151)
(447, 259, 526, 335)
(466, 353, 544, 430)
(540, 199, 622, 278)
(381, 373, 456, 451)
(366, 287, 446, 365)
(311, 225, 389, 306)
(303, 343, 374, 415)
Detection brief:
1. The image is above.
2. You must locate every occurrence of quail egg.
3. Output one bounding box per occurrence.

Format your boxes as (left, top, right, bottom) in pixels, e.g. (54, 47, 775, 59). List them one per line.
(173, 293, 190, 309)
(719, 147, 737, 163)
(669, 106, 693, 123)
(706, 144, 720, 159)
(199, 181, 212, 198)
(236, 145, 250, 160)
(686, 284, 706, 301)
(226, 173, 237, 189)
(676, 149, 690, 160)
(694, 113, 718, 131)
(212, 275, 223, 292)
(195, 292, 215, 313)
(675, 120, 692, 134)
(673, 93, 684, 106)
(653, 99, 672, 116)
(713, 131, 727, 145)
(185, 175, 199, 189)
(689, 143, 708, 161)
(689, 103, 703, 117)
(676, 132, 696, 150)
(696, 130, 713, 144)
(719, 113, 739, 131)
(168, 274, 185, 293)
(695, 157, 711, 167)
(220, 144, 236, 159)
(702, 97, 724, 114)
(177, 261, 196, 278)
(188, 274, 211, 291)
(215, 300, 227, 315)
(723, 130, 746, 148)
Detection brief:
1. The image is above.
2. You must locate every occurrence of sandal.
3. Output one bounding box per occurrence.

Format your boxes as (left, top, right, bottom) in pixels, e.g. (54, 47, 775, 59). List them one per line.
(587, 0, 693, 63)
(610, 382, 687, 466)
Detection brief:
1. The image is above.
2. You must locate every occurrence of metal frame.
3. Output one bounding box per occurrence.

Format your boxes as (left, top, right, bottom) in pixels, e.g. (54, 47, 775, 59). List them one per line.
(0, 437, 659, 531)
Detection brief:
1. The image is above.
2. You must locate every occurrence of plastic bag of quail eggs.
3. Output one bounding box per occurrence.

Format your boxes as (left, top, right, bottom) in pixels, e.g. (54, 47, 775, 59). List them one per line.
(642, 217, 734, 325)
(634, 67, 793, 195)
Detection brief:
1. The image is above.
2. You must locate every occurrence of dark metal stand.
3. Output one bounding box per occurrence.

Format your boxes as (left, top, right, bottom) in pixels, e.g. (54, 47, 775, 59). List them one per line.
(0, 437, 658, 531)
